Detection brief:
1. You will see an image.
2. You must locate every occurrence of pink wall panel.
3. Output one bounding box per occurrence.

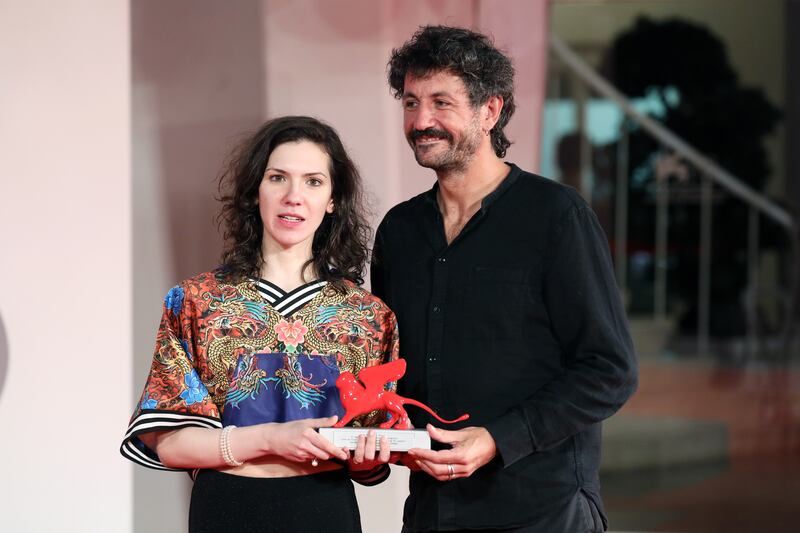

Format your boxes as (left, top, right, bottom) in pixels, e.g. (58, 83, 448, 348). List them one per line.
(263, 0, 548, 222)
(129, 1, 549, 529)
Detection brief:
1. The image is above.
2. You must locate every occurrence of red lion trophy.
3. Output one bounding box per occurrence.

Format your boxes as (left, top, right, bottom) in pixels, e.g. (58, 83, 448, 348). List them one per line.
(319, 359, 469, 450)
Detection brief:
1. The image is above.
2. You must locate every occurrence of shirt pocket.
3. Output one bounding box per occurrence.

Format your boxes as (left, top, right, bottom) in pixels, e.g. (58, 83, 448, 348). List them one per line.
(473, 265, 531, 284)
(471, 265, 538, 298)
(458, 265, 538, 341)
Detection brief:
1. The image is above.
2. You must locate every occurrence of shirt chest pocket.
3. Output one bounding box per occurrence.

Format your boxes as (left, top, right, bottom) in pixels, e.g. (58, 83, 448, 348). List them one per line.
(471, 265, 539, 302)
(473, 265, 532, 284)
(453, 265, 540, 340)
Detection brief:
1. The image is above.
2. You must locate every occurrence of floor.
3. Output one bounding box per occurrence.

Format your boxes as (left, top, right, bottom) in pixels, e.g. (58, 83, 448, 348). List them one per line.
(602, 356, 800, 532)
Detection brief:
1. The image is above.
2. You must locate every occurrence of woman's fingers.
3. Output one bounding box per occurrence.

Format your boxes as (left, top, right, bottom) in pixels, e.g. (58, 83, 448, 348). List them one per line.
(307, 415, 338, 428)
(272, 417, 348, 462)
(352, 434, 366, 463)
(309, 427, 348, 461)
(364, 430, 378, 461)
(277, 418, 402, 464)
(302, 442, 331, 461)
(378, 436, 391, 462)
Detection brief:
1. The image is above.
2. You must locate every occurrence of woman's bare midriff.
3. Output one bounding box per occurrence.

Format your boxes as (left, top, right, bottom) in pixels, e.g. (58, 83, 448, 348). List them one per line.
(218, 455, 345, 478)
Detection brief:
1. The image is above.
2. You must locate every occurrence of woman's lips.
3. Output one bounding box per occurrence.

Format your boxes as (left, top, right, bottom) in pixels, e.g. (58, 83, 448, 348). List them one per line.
(277, 214, 304, 227)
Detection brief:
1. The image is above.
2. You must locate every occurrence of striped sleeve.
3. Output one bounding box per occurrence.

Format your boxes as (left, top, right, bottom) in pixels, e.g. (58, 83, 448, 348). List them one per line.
(348, 463, 391, 486)
(120, 284, 222, 471)
(121, 412, 222, 471)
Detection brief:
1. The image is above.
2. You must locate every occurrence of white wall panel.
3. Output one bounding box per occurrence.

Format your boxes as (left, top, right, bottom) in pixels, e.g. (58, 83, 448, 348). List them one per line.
(0, 1, 132, 531)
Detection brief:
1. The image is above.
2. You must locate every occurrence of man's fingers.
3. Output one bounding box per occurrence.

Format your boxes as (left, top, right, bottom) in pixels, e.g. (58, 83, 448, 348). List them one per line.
(415, 459, 437, 479)
(415, 459, 450, 481)
(397, 453, 422, 470)
(427, 424, 459, 444)
(408, 447, 458, 464)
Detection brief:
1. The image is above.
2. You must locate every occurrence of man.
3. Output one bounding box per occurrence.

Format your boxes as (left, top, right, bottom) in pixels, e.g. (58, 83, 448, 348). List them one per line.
(371, 26, 638, 532)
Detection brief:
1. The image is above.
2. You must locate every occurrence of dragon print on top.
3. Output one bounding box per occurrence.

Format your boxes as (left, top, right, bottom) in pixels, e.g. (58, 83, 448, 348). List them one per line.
(120, 269, 399, 471)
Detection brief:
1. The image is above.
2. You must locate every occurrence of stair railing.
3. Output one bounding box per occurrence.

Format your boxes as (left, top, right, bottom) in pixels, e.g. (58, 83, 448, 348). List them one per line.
(549, 34, 797, 356)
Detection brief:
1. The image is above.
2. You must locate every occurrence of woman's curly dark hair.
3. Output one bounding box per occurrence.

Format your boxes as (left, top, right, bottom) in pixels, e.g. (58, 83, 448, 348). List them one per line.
(217, 116, 371, 290)
(388, 25, 516, 158)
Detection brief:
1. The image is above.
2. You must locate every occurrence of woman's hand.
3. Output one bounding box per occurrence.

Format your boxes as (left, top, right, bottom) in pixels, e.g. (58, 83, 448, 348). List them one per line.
(346, 429, 399, 471)
(262, 415, 348, 463)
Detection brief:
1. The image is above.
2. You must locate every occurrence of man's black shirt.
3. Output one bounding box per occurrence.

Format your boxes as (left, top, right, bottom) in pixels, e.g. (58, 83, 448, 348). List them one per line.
(371, 164, 638, 531)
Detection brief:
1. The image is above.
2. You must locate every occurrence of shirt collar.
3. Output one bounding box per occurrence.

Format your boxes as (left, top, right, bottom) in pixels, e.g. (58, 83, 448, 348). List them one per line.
(422, 163, 521, 214)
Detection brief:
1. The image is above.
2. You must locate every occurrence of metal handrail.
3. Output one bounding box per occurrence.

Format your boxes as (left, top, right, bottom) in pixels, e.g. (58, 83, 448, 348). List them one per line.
(549, 34, 795, 231)
(548, 33, 797, 356)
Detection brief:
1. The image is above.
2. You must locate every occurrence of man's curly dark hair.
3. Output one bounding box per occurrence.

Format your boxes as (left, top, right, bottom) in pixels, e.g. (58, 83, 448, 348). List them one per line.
(217, 116, 371, 290)
(388, 25, 516, 158)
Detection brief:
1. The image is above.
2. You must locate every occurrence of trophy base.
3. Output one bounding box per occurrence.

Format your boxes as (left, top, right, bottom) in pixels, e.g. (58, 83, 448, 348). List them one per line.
(318, 427, 430, 451)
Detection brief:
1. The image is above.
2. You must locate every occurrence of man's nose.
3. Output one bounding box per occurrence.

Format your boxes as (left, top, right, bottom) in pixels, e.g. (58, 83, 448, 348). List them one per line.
(410, 103, 436, 131)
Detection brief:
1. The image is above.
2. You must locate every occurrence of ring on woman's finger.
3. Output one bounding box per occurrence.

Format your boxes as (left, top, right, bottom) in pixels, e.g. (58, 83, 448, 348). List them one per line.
(311, 458, 319, 467)
(447, 463, 455, 481)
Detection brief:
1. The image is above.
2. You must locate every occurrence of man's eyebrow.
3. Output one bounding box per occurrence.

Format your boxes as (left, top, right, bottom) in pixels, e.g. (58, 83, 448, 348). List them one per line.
(402, 90, 456, 99)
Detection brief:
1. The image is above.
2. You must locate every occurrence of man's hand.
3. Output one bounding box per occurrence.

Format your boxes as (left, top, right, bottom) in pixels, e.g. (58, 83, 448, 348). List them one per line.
(407, 424, 497, 481)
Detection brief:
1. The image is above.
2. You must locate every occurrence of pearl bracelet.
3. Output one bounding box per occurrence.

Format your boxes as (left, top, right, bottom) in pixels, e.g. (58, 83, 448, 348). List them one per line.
(220, 425, 244, 467)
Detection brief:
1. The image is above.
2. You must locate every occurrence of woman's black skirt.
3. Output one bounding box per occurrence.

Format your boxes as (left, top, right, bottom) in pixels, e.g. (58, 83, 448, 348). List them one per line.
(189, 468, 362, 533)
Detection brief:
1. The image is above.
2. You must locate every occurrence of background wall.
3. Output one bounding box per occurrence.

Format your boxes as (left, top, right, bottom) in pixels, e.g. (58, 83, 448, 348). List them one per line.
(262, 0, 547, 220)
(131, 2, 266, 530)
(0, 1, 133, 531)
(131, 1, 546, 531)
(0, 1, 545, 531)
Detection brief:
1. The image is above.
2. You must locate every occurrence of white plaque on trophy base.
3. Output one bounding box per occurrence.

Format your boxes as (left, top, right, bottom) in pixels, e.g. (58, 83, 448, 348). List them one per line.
(318, 427, 430, 451)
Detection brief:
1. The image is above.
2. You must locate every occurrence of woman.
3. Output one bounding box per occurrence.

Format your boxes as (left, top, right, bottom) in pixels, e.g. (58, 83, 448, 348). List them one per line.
(121, 116, 398, 532)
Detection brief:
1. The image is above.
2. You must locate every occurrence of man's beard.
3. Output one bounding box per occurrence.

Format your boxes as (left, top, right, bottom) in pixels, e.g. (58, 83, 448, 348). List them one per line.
(408, 121, 482, 173)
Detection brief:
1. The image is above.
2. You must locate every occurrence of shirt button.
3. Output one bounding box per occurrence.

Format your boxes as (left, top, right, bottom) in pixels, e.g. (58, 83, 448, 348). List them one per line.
(437, 257, 446, 263)
(428, 354, 438, 362)
(432, 306, 441, 313)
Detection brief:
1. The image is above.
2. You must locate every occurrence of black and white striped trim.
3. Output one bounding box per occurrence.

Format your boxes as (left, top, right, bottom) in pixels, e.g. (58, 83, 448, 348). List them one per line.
(252, 278, 283, 302)
(120, 410, 223, 471)
(349, 463, 391, 486)
(251, 278, 327, 317)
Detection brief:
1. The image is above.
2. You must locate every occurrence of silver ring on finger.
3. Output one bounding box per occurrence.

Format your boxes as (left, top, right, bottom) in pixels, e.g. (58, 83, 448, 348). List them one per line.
(447, 463, 455, 481)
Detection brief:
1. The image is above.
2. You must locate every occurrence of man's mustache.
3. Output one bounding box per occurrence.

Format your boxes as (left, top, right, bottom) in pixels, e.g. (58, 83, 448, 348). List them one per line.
(409, 128, 453, 143)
